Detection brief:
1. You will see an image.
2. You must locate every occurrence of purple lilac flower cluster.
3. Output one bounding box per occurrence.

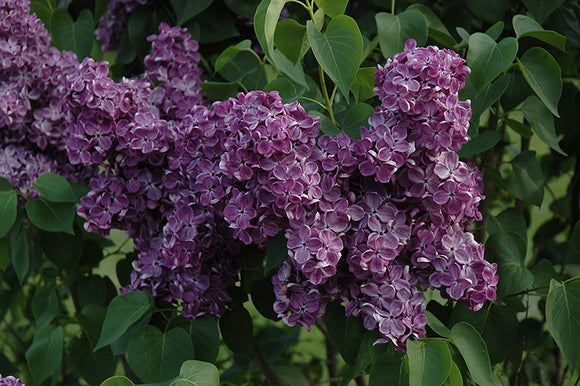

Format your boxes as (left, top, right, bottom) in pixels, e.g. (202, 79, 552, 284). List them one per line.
(0, 0, 95, 195)
(141, 23, 203, 121)
(0, 374, 24, 386)
(271, 40, 496, 349)
(95, 0, 150, 52)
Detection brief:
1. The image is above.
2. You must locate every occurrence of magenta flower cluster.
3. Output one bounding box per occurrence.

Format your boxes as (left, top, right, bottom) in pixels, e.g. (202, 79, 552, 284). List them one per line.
(0, 374, 24, 386)
(0, 0, 95, 195)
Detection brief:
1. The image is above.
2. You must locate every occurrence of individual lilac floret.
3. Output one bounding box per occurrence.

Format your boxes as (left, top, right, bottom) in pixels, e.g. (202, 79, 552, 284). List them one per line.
(95, 0, 151, 51)
(142, 23, 203, 121)
(0, 374, 24, 386)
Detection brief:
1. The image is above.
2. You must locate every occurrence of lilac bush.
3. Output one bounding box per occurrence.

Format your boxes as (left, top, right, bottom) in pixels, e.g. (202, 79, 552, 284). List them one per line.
(0, 374, 24, 386)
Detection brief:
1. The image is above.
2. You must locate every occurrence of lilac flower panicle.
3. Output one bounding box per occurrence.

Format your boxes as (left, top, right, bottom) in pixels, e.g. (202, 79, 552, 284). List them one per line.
(95, 0, 151, 51)
(0, 374, 24, 386)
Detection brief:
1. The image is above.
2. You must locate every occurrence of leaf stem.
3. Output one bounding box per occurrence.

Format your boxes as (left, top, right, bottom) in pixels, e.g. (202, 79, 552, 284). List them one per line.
(319, 67, 336, 124)
(391, 0, 396, 14)
(299, 96, 327, 110)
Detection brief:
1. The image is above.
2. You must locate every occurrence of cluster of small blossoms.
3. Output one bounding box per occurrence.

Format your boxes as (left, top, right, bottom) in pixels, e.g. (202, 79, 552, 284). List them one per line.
(141, 23, 203, 121)
(0, 0, 96, 196)
(0, 374, 24, 386)
(272, 40, 496, 350)
(95, 0, 150, 51)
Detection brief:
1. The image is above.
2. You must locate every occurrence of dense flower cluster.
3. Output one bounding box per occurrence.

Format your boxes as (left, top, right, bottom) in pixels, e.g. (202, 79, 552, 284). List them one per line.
(95, 0, 151, 51)
(67, 12, 496, 349)
(0, 374, 24, 386)
(0, 0, 95, 195)
(141, 23, 203, 121)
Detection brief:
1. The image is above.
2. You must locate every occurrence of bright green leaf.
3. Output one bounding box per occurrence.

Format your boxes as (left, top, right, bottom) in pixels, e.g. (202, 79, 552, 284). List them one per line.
(25, 199, 76, 234)
(445, 361, 463, 386)
(51, 8, 94, 60)
(467, 33, 518, 90)
(450, 322, 494, 386)
(546, 279, 580, 373)
(486, 232, 533, 297)
(214, 40, 254, 73)
(95, 291, 153, 350)
(0, 191, 17, 238)
(376, 10, 427, 60)
(274, 19, 309, 63)
(254, 0, 287, 63)
(505, 150, 544, 206)
(522, 96, 566, 155)
(307, 15, 363, 100)
(407, 338, 452, 386)
(517, 47, 562, 117)
(513, 15, 566, 51)
(33, 173, 78, 203)
(127, 326, 195, 383)
(170, 0, 213, 25)
(172, 360, 219, 386)
(314, 0, 348, 18)
(25, 324, 63, 385)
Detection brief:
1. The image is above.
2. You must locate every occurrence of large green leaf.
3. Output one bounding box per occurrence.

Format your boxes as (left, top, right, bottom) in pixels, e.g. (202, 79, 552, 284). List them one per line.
(127, 326, 195, 383)
(25, 199, 76, 234)
(425, 310, 451, 339)
(354, 332, 388, 375)
(467, 73, 511, 132)
(69, 336, 117, 385)
(170, 0, 213, 25)
(9, 220, 30, 283)
(0, 191, 17, 238)
(254, 0, 287, 63)
(314, 0, 348, 18)
(342, 103, 373, 139)
(450, 322, 494, 386)
(505, 150, 544, 206)
(325, 303, 365, 365)
(25, 324, 63, 385)
(522, 0, 566, 24)
(486, 207, 527, 242)
(32, 289, 59, 326)
(38, 228, 84, 269)
(485, 232, 533, 297)
(190, 316, 220, 363)
(546, 279, 580, 373)
(467, 33, 518, 90)
(350, 67, 377, 103)
(376, 10, 428, 60)
(407, 4, 456, 47)
(512, 15, 566, 51)
(173, 360, 219, 386)
(264, 232, 288, 276)
(127, 8, 155, 61)
(368, 350, 405, 386)
(307, 15, 363, 100)
(100, 376, 136, 386)
(274, 19, 309, 63)
(465, 0, 510, 23)
(517, 47, 562, 117)
(457, 131, 501, 157)
(95, 291, 153, 350)
(264, 78, 304, 103)
(521, 96, 566, 155)
(407, 339, 452, 386)
(219, 306, 253, 358)
(51, 8, 94, 60)
(566, 221, 580, 264)
(272, 49, 308, 88)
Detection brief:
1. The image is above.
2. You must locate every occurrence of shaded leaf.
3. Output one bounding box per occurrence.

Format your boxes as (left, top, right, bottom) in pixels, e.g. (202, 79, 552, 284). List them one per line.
(513, 15, 566, 51)
(95, 291, 153, 350)
(307, 15, 363, 100)
(486, 232, 533, 297)
(51, 8, 94, 59)
(407, 4, 456, 47)
(190, 316, 220, 363)
(127, 326, 195, 383)
(450, 322, 494, 386)
(31, 289, 59, 326)
(467, 33, 518, 90)
(264, 78, 304, 103)
(376, 10, 427, 60)
(314, 0, 348, 18)
(522, 0, 566, 24)
(465, 0, 510, 24)
(485, 21, 505, 41)
(425, 310, 451, 338)
(69, 336, 117, 385)
(33, 173, 78, 203)
(220, 306, 253, 358)
(546, 279, 580, 373)
(274, 19, 309, 63)
(264, 232, 288, 276)
(351, 67, 377, 103)
(505, 150, 544, 206)
(517, 47, 562, 117)
(25, 199, 76, 234)
(25, 324, 63, 385)
(0, 191, 17, 238)
(173, 360, 219, 386)
(458, 131, 501, 157)
(486, 207, 527, 241)
(407, 338, 452, 386)
(505, 118, 533, 138)
(170, 0, 212, 25)
(522, 96, 566, 155)
(342, 103, 373, 139)
(100, 376, 136, 386)
(9, 220, 29, 283)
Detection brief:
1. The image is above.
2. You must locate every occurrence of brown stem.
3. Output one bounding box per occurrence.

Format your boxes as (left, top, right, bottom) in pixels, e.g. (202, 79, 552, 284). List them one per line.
(252, 339, 280, 386)
(315, 319, 339, 386)
(355, 374, 367, 386)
